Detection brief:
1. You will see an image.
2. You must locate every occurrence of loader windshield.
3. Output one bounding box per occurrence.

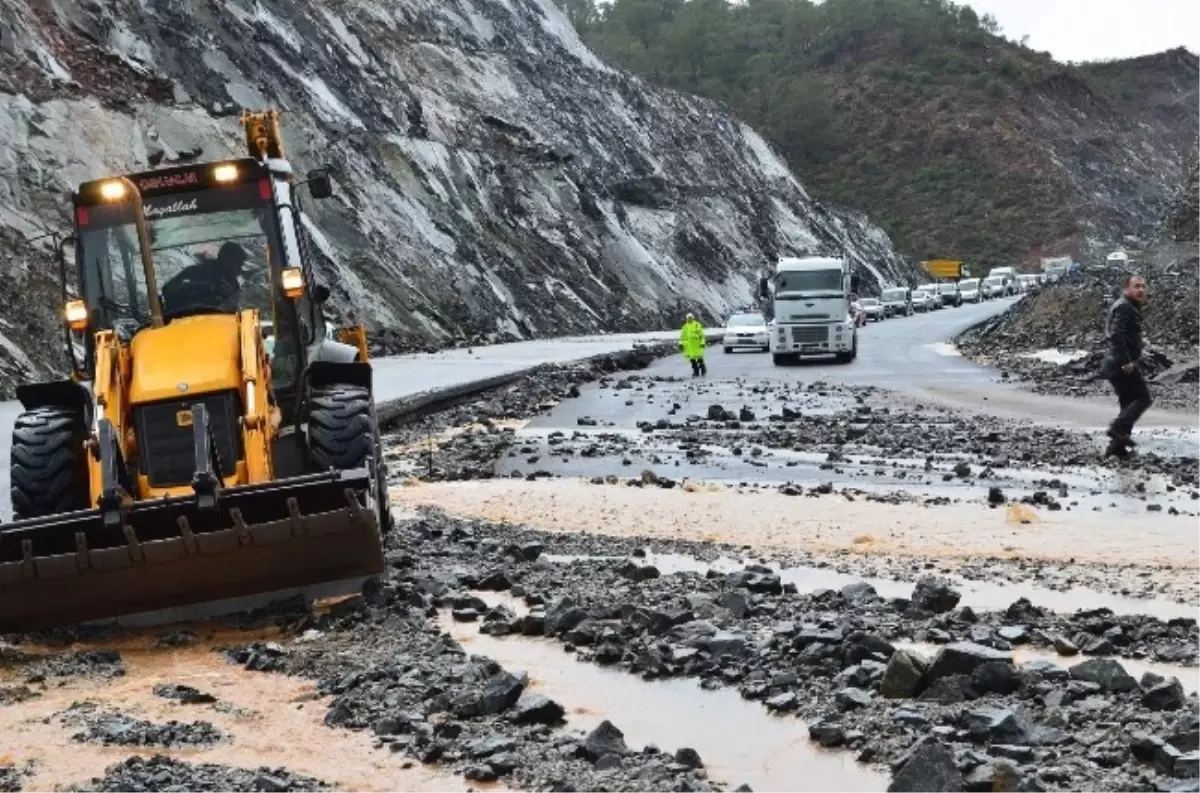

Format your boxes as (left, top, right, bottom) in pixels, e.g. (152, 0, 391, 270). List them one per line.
(76, 180, 302, 389)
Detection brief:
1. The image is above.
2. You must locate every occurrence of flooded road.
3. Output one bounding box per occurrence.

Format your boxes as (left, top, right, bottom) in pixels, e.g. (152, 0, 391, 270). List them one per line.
(441, 596, 889, 792)
(393, 479, 1199, 603)
(0, 628, 472, 791)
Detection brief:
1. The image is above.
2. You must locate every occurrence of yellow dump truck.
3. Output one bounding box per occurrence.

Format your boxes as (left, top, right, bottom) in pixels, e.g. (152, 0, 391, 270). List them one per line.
(0, 110, 389, 632)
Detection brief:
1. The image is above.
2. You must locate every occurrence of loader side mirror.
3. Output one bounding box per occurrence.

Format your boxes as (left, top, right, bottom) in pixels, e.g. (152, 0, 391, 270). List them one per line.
(850, 273, 861, 293)
(311, 283, 330, 304)
(307, 168, 333, 200)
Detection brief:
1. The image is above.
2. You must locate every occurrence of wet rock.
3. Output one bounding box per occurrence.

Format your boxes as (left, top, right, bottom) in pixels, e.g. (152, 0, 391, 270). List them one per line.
(970, 661, 1022, 696)
(840, 582, 878, 605)
(510, 693, 565, 725)
(917, 676, 974, 704)
(764, 691, 798, 712)
(674, 747, 704, 769)
(910, 576, 961, 613)
(584, 720, 629, 760)
(835, 687, 873, 711)
(153, 684, 217, 705)
(963, 707, 1029, 744)
(1052, 635, 1079, 656)
(62, 703, 225, 748)
(881, 650, 928, 699)
(26, 649, 125, 680)
(466, 734, 517, 758)
(543, 597, 588, 636)
(963, 760, 1023, 792)
(1143, 678, 1188, 712)
(1068, 658, 1139, 692)
(987, 487, 1006, 506)
(807, 719, 846, 748)
(925, 642, 1011, 681)
(77, 755, 328, 791)
(888, 736, 965, 792)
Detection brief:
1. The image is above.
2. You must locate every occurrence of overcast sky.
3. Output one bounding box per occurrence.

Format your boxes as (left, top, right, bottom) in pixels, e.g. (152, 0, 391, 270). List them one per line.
(960, 0, 1200, 63)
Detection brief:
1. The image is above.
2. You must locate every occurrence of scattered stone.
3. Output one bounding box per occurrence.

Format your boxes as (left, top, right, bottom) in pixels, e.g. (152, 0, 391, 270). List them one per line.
(1069, 658, 1139, 693)
(910, 576, 961, 613)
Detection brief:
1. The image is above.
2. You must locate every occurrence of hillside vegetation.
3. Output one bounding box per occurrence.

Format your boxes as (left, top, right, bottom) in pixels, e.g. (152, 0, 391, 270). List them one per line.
(563, 0, 1199, 269)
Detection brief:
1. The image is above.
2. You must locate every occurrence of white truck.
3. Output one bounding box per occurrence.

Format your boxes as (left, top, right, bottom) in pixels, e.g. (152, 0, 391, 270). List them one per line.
(1040, 257, 1072, 282)
(987, 266, 1018, 295)
(770, 256, 859, 365)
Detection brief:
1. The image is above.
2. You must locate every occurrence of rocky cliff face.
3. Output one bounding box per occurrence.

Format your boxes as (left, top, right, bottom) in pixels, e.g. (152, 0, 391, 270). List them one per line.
(0, 0, 911, 395)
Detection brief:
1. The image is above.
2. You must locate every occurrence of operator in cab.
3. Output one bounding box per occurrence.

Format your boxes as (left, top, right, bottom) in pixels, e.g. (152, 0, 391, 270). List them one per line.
(161, 241, 249, 316)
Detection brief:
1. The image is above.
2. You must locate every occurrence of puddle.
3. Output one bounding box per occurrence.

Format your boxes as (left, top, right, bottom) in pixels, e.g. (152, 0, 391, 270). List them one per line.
(441, 597, 888, 792)
(0, 629, 473, 792)
(895, 641, 1200, 694)
(542, 551, 1198, 622)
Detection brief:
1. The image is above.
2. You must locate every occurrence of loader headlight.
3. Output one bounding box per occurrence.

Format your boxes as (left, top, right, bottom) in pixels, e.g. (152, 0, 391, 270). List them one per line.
(281, 267, 307, 298)
(213, 164, 239, 183)
(65, 299, 89, 330)
(98, 180, 127, 201)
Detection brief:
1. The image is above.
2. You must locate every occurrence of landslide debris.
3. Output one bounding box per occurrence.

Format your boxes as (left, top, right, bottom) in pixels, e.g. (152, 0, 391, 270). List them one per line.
(70, 755, 329, 793)
(956, 248, 1199, 410)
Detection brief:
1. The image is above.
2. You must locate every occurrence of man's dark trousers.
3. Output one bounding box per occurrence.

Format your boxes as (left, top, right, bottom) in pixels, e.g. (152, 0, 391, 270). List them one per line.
(690, 357, 707, 377)
(1108, 367, 1153, 438)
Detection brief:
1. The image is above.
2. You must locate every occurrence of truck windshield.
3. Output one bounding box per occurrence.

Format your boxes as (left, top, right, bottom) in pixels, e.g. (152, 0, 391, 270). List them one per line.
(776, 269, 842, 294)
(76, 181, 302, 389)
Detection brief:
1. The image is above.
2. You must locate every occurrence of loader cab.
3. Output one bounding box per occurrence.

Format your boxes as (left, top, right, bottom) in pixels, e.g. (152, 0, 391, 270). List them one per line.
(70, 158, 329, 422)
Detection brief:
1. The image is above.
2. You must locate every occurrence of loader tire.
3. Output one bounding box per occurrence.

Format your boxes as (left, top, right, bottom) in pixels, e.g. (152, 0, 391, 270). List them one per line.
(307, 385, 394, 535)
(11, 406, 89, 519)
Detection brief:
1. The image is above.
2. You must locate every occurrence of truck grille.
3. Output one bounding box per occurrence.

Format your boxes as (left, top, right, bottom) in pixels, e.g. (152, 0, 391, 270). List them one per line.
(791, 326, 828, 344)
(135, 392, 241, 487)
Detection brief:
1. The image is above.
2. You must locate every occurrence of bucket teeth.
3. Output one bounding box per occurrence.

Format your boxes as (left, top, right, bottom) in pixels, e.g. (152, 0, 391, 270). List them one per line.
(75, 532, 89, 571)
(121, 523, 144, 563)
(0, 467, 384, 632)
(230, 508, 251, 545)
(177, 516, 198, 555)
(286, 497, 304, 537)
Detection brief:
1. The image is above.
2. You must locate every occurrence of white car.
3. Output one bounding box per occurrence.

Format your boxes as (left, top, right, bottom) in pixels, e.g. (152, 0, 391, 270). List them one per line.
(914, 285, 941, 310)
(858, 297, 885, 321)
(957, 278, 981, 303)
(981, 276, 1007, 299)
(722, 311, 770, 352)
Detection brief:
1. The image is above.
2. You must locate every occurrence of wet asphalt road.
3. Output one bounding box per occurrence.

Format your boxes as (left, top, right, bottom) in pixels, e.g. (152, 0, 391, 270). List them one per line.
(493, 299, 1198, 515)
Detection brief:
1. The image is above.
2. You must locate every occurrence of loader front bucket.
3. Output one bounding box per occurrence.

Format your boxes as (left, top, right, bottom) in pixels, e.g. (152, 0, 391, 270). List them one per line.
(0, 468, 385, 634)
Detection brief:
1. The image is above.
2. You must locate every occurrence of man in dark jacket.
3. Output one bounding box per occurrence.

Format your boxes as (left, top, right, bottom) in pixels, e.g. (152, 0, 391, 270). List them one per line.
(1102, 274, 1151, 457)
(161, 241, 248, 315)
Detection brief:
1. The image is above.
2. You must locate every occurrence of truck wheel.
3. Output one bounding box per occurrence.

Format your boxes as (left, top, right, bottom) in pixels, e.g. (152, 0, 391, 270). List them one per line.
(723, 346, 732, 354)
(772, 354, 786, 366)
(308, 385, 394, 535)
(837, 336, 858, 364)
(11, 406, 89, 519)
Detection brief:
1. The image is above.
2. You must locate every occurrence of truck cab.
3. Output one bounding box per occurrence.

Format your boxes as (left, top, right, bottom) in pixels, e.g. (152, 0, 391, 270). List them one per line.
(770, 256, 858, 365)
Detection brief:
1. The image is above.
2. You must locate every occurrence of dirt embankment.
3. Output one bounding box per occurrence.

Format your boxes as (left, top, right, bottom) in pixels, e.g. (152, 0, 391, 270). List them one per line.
(956, 246, 1199, 410)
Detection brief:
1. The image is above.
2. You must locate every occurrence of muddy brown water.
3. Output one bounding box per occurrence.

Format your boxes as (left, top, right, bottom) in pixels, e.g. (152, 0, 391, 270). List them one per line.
(0, 626, 475, 792)
(443, 594, 889, 792)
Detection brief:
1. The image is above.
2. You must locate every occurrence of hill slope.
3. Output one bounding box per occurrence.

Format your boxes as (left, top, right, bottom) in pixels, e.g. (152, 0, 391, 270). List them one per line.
(0, 0, 912, 395)
(574, 0, 1200, 268)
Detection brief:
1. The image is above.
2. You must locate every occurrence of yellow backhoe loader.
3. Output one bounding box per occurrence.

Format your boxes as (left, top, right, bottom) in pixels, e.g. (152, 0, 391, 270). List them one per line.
(0, 110, 389, 632)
